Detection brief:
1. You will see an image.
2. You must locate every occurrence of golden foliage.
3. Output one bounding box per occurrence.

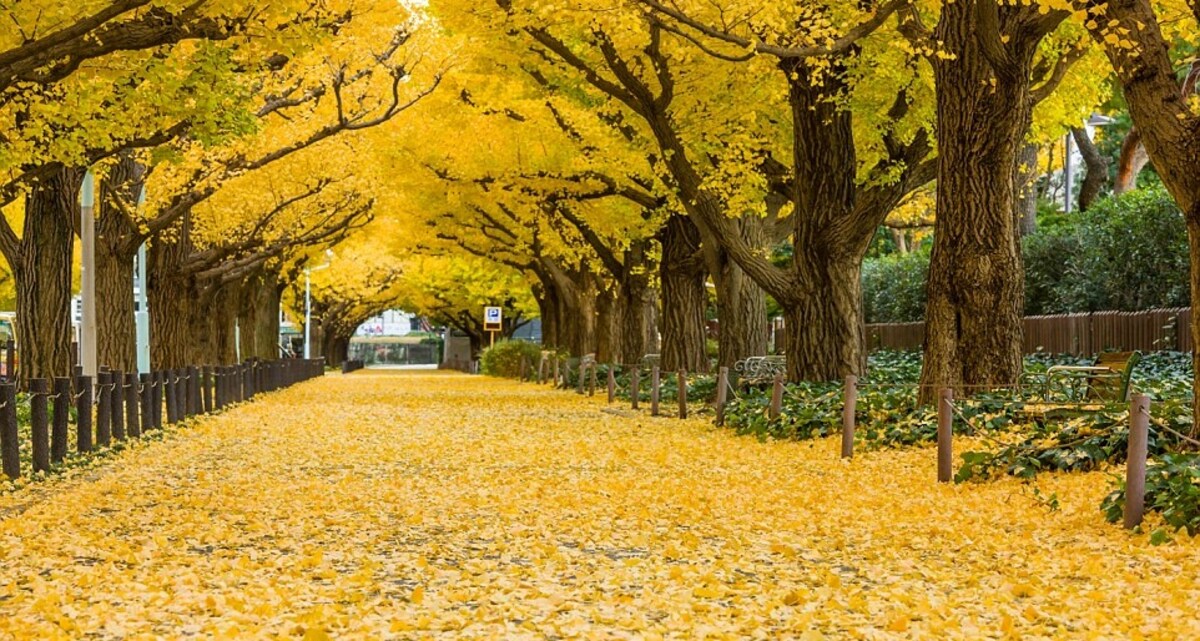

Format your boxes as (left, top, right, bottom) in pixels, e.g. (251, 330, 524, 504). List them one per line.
(2, 373, 1199, 638)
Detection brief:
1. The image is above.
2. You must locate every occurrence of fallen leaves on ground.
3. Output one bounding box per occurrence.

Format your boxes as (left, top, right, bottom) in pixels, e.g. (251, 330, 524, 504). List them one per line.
(0, 371, 1197, 640)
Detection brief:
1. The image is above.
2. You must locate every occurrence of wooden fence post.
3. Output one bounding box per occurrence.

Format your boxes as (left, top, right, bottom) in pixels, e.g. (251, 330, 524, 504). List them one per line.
(841, 375, 857, 459)
(125, 373, 140, 438)
(650, 365, 661, 416)
(769, 372, 784, 421)
(96, 372, 112, 447)
(202, 367, 213, 413)
(519, 356, 528, 382)
(715, 367, 729, 427)
(30, 379, 49, 473)
(607, 366, 616, 403)
(152, 372, 164, 429)
(0, 383, 18, 478)
(937, 388, 953, 483)
(140, 374, 153, 434)
(589, 363, 598, 397)
(1125, 394, 1151, 529)
(677, 369, 688, 419)
(577, 361, 586, 395)
(51, 377, 70, 462)
(110, 370, 125, 440)
(552, 357, 560, 388)
(630, 368, 641, 410)
(76, 374, 93, 452)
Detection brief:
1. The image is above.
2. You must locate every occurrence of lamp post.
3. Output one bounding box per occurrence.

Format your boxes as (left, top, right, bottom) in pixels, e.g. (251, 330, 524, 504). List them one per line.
(303, 254, 333, 359)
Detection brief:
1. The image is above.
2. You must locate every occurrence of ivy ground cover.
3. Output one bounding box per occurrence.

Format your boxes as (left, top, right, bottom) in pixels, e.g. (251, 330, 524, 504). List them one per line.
(2, 371, 1199, 639)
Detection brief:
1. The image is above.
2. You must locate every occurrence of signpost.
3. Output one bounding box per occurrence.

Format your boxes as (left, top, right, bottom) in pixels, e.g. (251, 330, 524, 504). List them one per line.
(484, 306, 503, 348)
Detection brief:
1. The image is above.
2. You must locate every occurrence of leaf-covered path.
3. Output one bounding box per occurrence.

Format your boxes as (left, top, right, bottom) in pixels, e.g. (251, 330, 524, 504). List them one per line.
(1, 372, 1198, 639)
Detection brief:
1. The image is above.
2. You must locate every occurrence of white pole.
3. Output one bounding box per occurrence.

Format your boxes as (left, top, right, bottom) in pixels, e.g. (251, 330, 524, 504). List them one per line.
(1064, 132, 1074, 214)
(304, 267, 312, 359)
(134, 186, 151, 374)
(80, 171, 97, 378)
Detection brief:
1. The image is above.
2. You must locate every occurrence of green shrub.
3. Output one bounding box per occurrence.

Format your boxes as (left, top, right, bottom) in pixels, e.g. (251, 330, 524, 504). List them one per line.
(861, 248, 929, 323)
(480, 340, 543, 378)
(1102, 453, 1200, 536)
(1023, 186, 1189, 315)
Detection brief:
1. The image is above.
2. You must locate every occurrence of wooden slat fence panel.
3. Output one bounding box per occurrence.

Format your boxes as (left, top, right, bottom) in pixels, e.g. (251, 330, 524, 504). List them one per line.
(862, 307, 1193, 355)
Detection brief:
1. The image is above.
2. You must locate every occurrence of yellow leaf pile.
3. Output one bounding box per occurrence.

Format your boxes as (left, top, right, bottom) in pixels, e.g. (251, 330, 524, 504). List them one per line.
(1, 372, 1198, 639)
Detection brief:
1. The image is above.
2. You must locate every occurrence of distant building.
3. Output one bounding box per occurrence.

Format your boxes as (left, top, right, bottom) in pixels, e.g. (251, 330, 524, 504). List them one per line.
(355, 310, 425, 337)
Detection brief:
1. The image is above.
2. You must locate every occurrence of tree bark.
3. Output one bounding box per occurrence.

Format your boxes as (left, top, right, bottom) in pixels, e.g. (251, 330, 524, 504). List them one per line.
(595, 286, 623, 365)
(1016, 142, 1040, 236)
(781, 253, 866, 381)
(9, 165, 83, 384)
(658, 215, 708, 373)
(149, 214, 202, 368)
(1114, 128, 1149, 195)
(919, 1, 1043, 401)
(1071, 127, 1108, 211)
(94, 154, 142, 372)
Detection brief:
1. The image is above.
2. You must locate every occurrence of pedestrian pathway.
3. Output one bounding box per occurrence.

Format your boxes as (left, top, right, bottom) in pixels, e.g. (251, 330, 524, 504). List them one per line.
(1, 371, 1197, 639)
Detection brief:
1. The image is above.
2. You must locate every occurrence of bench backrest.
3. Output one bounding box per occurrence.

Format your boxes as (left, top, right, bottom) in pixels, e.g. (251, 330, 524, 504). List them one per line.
(1087, 351, 1141, 402)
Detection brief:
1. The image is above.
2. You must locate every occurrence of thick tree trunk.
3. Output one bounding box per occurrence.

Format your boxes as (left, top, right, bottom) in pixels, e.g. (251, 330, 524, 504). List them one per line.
(11, 166, 82, 384)
(919, 2, 1033, 401)
(659, 215, 708, 373)
(1191, 220, 1200, 438)
(705, 237, 767, 370)
(149, 218, 201, 369)
(237, 271, 282, 361)
(618, 275, 656, 364)
(782, 255, 865, 382)
(595, 287, 623, 365)
(94, 153, 142, 372)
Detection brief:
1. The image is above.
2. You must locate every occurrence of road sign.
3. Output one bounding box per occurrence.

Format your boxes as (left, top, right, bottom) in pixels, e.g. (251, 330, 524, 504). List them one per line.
(484, 306, 503, 332)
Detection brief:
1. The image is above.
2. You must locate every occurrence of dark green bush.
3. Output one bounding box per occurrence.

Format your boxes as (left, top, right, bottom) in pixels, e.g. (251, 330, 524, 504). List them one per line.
(861, 248, 929, 323)
(1023, 186, 1189, 315)
(480, 340, 543, 378)
(1102, 453, 1200, 536)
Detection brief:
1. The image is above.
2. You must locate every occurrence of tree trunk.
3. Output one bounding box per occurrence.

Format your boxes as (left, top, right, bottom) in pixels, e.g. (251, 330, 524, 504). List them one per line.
(919, 2, 1035, 401)
(149, 217, 201, 369)
(1114, 128, 1149, 195)
(595, 286, 623, 364)
(703, 232, 767, 370)
(1016, 142, 1040, 236)
(94, 153, 142, 372)
(1191, 219, 1200, 438)
(782, 255, 865, 381)
(12, 166, 82, 384)
(659, 215, 708, 373)
(237, 270, 282, 361)
(617, 244, 656, 365)
(1071, 127, 1108, 211)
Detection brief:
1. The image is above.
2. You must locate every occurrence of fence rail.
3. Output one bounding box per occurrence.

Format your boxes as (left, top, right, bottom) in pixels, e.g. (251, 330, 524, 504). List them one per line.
(864, 307, 1193, 355)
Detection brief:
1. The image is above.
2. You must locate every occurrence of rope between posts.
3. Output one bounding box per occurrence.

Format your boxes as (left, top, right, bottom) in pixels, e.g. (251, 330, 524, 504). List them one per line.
(1138, 405, 1200, 448)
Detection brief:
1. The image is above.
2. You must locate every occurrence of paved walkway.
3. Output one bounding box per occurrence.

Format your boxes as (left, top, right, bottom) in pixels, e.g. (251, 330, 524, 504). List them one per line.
(1, 372, 1198, 639)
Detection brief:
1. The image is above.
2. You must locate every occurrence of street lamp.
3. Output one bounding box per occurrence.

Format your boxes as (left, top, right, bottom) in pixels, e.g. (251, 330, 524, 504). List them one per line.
(303, 249, 334, 359)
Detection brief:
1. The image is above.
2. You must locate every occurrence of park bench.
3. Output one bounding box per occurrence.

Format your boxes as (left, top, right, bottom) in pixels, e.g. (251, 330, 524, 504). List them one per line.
(1021, 351, 1142, 420)
(734, 355, 786, 387)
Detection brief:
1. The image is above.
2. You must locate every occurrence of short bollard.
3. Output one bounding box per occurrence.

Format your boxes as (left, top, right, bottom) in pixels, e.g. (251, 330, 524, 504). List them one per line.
(0, 383, 18, 478)
(676, 369, 688, 419)
(715, 367, 729, 427)
(650, 366, 661, 417)
(1125, 394, 1151, 529)
(140, 373, 153, 434)
(125, 372, 140, 439)
(630, 368, 641, 410)
(51, 377, 71, 463)
(607, 366, 616, 404)
(76, 374, 93, 452)
(937, 387, 953, 483)
(202, 367, 213, 413)
(96, 372, 112, 447)
(769, 372, 784, 421)
(30, 379, 49, 473)
(110, 370, 126, 441)
(841, 375, 857, 459)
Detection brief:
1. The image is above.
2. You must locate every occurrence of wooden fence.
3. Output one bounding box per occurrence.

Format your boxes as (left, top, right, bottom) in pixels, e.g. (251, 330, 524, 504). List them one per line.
(864, 307, 1193, 355)
(0, 358, 325, 481)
